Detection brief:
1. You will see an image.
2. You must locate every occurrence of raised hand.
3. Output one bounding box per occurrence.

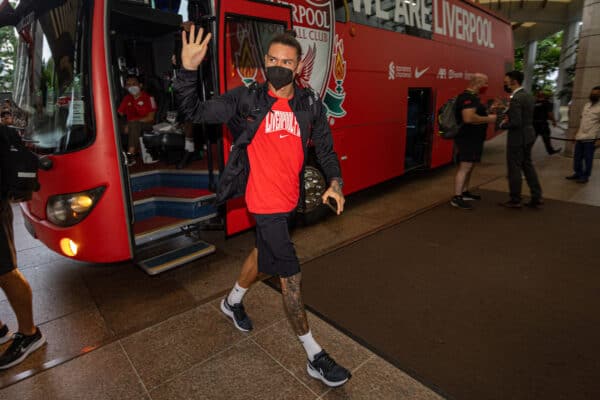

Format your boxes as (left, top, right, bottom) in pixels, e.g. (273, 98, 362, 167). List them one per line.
(181, 24, 212, 71)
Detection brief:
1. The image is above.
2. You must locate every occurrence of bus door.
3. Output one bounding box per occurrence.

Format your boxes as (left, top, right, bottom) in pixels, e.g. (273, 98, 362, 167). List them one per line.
(108, 2, 222, 274)
(217, 0, 293, 235)
(405, 88, 433, 171)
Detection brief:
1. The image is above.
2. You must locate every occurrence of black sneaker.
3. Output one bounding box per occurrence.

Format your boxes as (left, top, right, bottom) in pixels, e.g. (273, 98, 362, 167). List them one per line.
(307, 350, 351, 388)
(525, 199, 544, 209)
(565, 174, 580, 180)
(220, 298, 253, 332)
(0, 328, 45, 370)
(461, 191, 482, 201)
(0, 324, 12, 345)
(450, 196, 473, 210)
(499, 200, 522, 209)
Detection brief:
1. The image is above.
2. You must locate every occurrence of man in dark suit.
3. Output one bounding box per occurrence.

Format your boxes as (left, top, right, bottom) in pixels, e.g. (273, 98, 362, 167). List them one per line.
(499, 71, 543, 208)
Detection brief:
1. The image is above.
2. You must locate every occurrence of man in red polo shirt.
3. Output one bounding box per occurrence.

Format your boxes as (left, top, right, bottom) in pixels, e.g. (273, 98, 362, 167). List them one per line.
(117, 75, 157, 166)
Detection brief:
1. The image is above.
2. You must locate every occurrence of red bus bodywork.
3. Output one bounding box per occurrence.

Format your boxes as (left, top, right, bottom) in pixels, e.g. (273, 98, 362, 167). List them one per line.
(21, 0, 133, 263)
(16, 0, 512, 262)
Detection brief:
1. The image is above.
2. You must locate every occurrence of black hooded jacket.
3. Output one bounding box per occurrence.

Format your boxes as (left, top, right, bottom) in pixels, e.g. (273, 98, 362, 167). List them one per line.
(173, 69, 342, 206)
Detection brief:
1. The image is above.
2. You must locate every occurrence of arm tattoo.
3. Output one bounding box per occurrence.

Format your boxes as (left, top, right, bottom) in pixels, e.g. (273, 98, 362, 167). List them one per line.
(281, 273, 309, 336)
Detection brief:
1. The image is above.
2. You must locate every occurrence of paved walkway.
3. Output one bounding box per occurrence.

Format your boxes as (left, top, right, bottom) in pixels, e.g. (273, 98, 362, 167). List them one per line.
(0, 131, 597, 399)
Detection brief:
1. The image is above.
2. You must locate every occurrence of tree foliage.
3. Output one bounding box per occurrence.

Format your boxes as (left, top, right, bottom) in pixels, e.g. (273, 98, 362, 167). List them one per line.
(0, 1, 19, 93)
(0, 26, 17, 92)
(514, 31, 563, 94)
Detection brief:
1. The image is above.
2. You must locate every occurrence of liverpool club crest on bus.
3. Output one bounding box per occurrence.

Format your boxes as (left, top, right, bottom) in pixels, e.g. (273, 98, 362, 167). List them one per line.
(271, 0, 334, 97)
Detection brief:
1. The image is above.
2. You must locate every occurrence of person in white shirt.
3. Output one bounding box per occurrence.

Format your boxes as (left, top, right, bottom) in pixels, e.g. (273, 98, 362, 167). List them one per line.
(566, 86, 600, 184)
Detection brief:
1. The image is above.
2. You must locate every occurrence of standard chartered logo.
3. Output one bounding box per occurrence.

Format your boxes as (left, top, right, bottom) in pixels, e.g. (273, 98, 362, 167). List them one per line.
(388, 62, 395, 80)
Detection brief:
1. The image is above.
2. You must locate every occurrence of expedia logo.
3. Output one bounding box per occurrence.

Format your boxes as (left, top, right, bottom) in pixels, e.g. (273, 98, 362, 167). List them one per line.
(270, 0, 334, 97)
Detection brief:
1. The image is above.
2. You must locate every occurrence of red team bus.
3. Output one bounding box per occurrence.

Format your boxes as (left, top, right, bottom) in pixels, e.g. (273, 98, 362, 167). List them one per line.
(0, 0, 512, 274)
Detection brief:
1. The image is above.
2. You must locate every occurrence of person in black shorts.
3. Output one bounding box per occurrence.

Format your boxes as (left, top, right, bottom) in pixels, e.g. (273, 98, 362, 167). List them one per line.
(0, 126, 45, 369)
(533, 91, 560, 155)
(175, 29, 350, 387)
(450, 73, 498, 210)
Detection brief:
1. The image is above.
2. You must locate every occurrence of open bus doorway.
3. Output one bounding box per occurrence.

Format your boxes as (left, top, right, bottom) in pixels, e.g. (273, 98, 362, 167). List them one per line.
(108, 1, 220, 274)
(405, 88, 433, 171)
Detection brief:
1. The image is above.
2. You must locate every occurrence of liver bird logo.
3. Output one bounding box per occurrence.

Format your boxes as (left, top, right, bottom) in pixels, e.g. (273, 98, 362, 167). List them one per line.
(296, 43, 316, 89)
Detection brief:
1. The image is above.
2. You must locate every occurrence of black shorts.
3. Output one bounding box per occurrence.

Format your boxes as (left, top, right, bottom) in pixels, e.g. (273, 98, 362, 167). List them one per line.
(253, 212, 300, 278)
(0, 199, 17, 276)
(455, 136, 485, 163)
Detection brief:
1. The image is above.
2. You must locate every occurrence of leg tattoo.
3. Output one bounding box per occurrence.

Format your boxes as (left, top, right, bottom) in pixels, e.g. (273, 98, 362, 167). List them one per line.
(281, 273, 309, 336)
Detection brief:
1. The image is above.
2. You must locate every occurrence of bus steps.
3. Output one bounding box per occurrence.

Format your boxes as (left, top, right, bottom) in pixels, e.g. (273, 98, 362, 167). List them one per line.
(133, 212, 218, 246)
(136, 238, 216, 275)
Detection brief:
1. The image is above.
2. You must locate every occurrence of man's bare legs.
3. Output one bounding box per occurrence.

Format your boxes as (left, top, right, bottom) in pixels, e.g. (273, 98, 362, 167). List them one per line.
(0, 269, 35, 336)
(280, 273, 309, 335)
(0, 268, 46, 369)
(281, 273, 324, 361)
(237, 248, 258, 289)
(454, 161, 474, 196)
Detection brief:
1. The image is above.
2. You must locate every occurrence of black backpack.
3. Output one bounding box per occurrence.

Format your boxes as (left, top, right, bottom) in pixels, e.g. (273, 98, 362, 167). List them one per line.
(0, 126, 40, 201)
(437, 97, 462, 139)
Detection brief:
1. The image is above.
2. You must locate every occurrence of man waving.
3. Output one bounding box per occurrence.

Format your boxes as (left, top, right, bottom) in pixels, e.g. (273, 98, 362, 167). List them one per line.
(174, 27, 350, 388)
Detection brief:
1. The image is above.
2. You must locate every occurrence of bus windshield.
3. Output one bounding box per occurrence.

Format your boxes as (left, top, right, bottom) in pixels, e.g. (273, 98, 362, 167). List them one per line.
(12, 0, 93, 154)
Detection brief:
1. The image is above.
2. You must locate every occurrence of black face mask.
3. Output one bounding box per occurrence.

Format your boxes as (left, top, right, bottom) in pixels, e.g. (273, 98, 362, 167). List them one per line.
(590, 95, 600, 104)
(265, 66, 294, 90)
(503, 84, 512, 94)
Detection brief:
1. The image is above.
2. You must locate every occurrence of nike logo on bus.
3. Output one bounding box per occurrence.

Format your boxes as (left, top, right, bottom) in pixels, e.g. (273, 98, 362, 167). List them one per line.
(415, 67, 429, 79)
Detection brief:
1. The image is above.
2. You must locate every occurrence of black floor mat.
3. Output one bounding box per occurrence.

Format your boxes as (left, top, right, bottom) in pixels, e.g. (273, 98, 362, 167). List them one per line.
(300, 190, 600, 400)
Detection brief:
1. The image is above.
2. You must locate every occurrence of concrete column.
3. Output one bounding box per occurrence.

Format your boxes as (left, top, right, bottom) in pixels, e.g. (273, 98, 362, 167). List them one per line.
(523, 40, 537, 92)
(555, 20, 580, 115)
(565, 0, 600, 156)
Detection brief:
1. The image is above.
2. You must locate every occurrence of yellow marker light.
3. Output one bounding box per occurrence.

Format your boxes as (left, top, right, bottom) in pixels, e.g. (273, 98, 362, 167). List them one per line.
(60, 238, 79, 257)
(71, 195, 93, 213)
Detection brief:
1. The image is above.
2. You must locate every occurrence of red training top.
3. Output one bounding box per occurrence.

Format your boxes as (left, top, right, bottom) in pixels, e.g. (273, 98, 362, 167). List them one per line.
(246, 92, 304, 214)
(117, 91, 157, 122)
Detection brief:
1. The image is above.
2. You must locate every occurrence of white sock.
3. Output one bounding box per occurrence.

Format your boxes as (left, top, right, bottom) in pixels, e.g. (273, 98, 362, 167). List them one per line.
(227, 282, 247, 305)
(298, 331, 322, 361)
(184, 138, 195, 152)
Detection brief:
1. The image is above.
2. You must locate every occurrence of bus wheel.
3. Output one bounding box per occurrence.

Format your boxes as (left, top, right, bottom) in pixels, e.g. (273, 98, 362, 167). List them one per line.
(297, 166, 329, 226)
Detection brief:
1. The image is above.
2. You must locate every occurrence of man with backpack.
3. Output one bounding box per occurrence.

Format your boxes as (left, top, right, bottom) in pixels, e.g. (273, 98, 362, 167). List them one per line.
(450, 73, 497, 210)
(174, 28, 350, 387)
(0, 125, 45, 369)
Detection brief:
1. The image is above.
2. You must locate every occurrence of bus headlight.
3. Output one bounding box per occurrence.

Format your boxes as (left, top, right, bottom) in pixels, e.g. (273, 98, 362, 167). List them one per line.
(47, 186, 106, 227)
